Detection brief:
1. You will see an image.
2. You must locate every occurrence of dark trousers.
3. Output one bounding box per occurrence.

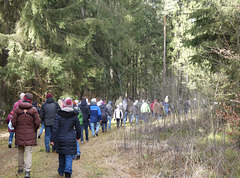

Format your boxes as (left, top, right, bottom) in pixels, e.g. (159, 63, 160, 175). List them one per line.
(81, 122, 89, 141)
(116, 119, 121, 129)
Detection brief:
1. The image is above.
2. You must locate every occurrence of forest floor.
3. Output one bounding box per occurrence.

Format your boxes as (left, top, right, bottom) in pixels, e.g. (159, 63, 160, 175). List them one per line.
(0, 122, 139, 178)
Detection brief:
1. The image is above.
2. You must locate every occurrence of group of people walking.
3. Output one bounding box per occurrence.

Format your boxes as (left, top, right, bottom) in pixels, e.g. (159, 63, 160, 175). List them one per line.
(5, 92, 186, 178)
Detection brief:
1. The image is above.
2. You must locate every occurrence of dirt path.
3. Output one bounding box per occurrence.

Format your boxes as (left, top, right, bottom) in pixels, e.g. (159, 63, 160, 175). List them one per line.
(0, 126, 135, 178)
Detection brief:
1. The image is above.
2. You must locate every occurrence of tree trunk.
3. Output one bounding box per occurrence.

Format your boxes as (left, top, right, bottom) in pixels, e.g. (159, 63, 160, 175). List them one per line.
(163, 14, 166, 93)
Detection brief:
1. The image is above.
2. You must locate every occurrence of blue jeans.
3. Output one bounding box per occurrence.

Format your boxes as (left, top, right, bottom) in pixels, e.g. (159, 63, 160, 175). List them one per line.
(131, 115, 139, 125)
(107, 116, 111, 130)
(8, 132, 14, 145)
(102, 122, 107, 132)
(165, 109, 169, 117)
(45, 126, 54, 152)
(123, 111, 128, 125)
(73, 141, 81, 159)
(157, 114, 163, 121)
(58, 155, 73, 175)
(90, 122, 100, 136)
(39, 121, 45, 135)
(77, 141, 81, 155)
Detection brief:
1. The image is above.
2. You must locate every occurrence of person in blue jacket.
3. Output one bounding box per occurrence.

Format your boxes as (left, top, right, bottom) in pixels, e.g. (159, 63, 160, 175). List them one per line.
(50, 97, 81, 178)
(89, 98, 102, 137)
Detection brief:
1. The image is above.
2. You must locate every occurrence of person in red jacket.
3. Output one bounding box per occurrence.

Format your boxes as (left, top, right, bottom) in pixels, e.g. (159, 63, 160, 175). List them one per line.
(12, 93, 40, 178)
(150, 101, 154, 117)
(5, 111, 15, 148)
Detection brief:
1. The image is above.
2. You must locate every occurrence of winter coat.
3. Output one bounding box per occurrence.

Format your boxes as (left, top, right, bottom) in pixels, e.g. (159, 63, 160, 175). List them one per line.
(153, 102, 164, 115)
(123, 100, 128, 112)
(99, 104, 110, 123)
(90, 104, 102, 123)
(115, 98, 123, 108)
(106, 102, 113, 117)
(127, 100, 133, 113)
(50, 108, 81, 155)
(141, 102, 151, 113)
(131, 104, 138, 117)
(163, 102, 170, 113)
(79, 99, 90, 122)
(114, 108, 123, 119)
(40, 98, 60, 126)
(118, 103, 125, 118)
(12, 101, 40, 146)
(151, 102, 154, 111)
(13, 99, 22, 111)
(5, 111, 15, 132)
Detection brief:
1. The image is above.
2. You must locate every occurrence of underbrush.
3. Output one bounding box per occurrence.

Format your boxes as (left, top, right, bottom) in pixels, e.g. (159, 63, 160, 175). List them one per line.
(115, 112, 240, 177)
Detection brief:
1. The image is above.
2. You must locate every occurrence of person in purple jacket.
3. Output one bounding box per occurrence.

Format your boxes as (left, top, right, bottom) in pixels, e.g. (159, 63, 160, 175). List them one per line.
(5, 111, 15, 148)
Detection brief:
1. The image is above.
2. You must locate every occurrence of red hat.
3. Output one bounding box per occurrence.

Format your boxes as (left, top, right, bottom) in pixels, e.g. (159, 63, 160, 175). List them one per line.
(46, 93, 53, 99)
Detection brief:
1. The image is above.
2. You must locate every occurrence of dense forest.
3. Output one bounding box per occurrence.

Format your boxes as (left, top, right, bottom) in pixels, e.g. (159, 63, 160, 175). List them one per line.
(0, 0, 239, 107)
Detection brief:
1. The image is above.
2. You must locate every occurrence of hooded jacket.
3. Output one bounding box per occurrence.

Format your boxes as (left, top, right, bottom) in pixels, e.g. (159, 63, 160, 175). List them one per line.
(90, 103, 102, 123)
(79, 99, 90, 122)
(106, 102, 113, 117)
(153, 102, 164, 115)
(12, 101, 40, 146)
(50, 108, 81, 155)
(5, 111, 15, 132)
(40, 98, 60, 126)
(99, 104, 110, 123)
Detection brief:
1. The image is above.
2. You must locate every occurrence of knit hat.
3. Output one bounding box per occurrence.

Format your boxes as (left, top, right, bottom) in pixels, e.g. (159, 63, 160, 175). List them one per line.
(46, 93, 53, 99)
(20, 93, 25, 100)
(91, 98, 96, 103)
(63, 97, 73, 108)
(24, 93, 33, 103)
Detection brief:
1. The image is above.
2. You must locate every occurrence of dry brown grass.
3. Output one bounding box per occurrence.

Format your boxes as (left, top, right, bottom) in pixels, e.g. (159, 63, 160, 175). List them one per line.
(0, 124, 140, 178)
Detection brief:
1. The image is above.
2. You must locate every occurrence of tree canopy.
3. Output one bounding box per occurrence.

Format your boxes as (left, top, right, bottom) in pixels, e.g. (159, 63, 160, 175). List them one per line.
(0, 0, 239, 108)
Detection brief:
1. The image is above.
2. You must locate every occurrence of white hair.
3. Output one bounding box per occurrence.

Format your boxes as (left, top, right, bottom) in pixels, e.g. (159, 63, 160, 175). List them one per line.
(20, 93, 25, 100)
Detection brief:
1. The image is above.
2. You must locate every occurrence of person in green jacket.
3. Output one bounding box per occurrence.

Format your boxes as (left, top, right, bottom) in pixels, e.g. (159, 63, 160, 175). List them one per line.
(140, 100, 151, 123)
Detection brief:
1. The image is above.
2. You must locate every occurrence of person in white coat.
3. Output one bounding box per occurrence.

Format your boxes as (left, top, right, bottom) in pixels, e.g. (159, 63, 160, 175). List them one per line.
(113, 106, 123, 129)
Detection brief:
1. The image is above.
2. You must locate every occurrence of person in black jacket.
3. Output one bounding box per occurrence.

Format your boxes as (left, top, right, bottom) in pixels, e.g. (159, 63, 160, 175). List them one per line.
(40, 93, 60, 153)
(51, 97, 81, 178)
(99, 102, 110, 132)
(79, 97, 90, 142)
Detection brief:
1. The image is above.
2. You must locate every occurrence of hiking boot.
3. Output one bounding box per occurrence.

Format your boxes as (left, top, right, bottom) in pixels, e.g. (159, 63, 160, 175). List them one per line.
(25, 171, 30, 178)
(8, 144, 12, 148)
(96, 133, 98, 137)
(76, 154, 81, 160)
(38, 135, 41, 139)
(65, 172, 71, 178)
(59, 172, 64, 176)
(18, 169, 23, 175)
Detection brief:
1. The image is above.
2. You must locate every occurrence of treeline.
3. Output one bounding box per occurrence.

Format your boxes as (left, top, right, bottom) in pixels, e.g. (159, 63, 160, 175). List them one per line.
(0, 0, 239, 109)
